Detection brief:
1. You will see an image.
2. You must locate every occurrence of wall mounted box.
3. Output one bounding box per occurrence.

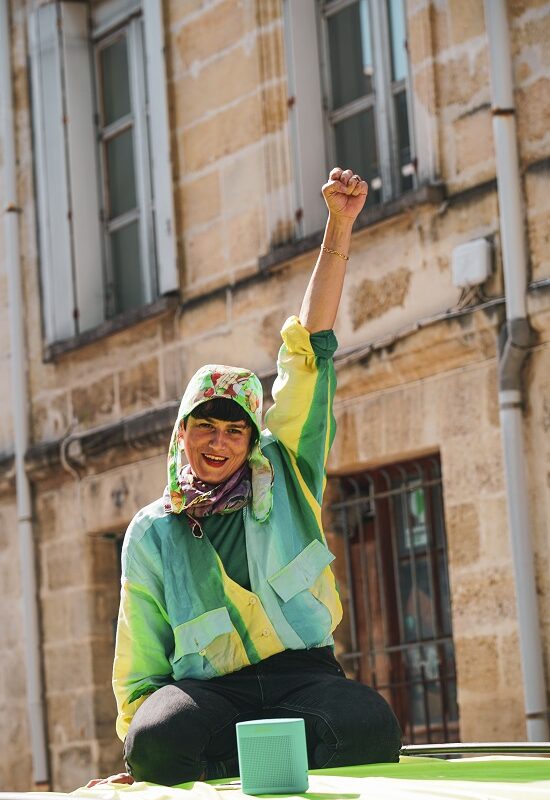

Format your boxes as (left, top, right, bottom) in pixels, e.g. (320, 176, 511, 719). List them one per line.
(236, 718, 309, 795)
(451, 238, 493, 288)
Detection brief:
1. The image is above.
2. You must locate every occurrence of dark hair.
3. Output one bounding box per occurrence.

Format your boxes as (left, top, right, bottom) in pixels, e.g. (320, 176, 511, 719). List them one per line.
(188, 398, 259, 444)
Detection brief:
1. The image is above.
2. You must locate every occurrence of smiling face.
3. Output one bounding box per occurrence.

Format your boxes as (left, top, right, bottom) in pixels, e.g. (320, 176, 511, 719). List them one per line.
(182, 415, 253, 484)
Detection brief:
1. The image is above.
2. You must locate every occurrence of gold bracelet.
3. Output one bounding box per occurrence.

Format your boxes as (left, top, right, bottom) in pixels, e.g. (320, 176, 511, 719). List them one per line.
(321, 245, 349, 261)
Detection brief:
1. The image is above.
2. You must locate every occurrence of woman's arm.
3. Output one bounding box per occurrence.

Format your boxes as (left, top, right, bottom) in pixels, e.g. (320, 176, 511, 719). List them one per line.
(300, 167, 368, 333)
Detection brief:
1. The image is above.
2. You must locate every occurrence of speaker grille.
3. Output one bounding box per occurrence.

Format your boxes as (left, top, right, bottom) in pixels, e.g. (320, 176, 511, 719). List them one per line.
(239, 735, 301, 788)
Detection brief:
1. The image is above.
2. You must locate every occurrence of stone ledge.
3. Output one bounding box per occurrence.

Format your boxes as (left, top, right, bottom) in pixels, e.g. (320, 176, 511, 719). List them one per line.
(42, 294, 180, 363)
(258, 183, 447, 273)
(25, 403, 180, 483)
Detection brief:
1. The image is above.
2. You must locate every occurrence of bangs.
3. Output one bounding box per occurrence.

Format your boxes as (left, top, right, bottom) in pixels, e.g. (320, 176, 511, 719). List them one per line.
(189, 398, 259, 444)
(190, 397, 251, 424)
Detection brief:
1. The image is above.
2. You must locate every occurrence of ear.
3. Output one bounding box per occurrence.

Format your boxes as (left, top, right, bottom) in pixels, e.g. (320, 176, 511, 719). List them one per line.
(177, 417, 187, 445)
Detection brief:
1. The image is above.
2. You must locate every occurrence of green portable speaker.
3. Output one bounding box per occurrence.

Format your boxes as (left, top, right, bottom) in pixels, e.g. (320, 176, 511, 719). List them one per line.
(236, 718, 309, 795)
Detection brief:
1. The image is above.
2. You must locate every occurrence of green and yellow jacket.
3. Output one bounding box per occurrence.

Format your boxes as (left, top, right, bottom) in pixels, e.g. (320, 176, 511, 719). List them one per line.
(113, 317, 343, 740)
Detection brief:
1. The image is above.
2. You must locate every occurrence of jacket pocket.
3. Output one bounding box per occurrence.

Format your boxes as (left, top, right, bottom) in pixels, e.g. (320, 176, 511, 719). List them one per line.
(267, 539, 335, 602)
(173, 607, 250, 678)
(173, 607, 234, 658)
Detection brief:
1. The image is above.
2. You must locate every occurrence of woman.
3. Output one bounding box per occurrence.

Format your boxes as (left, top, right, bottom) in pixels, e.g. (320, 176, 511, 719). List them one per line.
(88, 168, 401, 788)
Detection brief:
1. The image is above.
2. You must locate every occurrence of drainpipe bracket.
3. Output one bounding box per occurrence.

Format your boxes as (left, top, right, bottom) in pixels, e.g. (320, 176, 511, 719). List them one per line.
(498, 318, 536, 393)
(525, 709, 550, 721)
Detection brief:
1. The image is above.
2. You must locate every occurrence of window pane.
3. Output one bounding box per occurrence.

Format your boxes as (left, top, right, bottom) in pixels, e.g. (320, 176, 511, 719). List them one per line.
(110, 221, 144, 314)
(334, 109, 380, 205)
(106, 128, 137, 218)
(387, 0, 408, 82)
(395, 89, 413, 192)
(406, 644, 444, 729)
(399, 559, 436, 642)
(327, 1, 373, 109)
(100, 36, 131, 126)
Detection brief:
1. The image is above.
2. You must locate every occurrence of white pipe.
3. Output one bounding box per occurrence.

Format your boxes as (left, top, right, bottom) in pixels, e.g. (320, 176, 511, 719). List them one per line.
(0, 0, 50, 784)
(485, 0, 527, 321)
(500, 395, 548, 741)
(484, 0, 549, 741)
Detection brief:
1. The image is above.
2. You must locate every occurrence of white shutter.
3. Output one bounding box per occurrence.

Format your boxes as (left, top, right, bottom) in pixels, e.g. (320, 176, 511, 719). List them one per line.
(60, 3, 104, 333)
(29, 2, 104, 342)
(29, 4, 75, 342)
(283, 0, 327, 237)
(142, 0, 178, 294)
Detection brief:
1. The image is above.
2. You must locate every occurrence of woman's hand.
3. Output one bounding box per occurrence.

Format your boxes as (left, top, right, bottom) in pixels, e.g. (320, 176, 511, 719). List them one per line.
(322, 167, 368, 222)
(85, 772, 135, 788)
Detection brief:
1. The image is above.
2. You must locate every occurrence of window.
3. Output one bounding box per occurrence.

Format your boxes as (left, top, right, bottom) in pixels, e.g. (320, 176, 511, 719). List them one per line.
(29, 0, 177, 344)
(320, 0, 415, 206)
(330, 457, 459, 744)
(283, 0, 416, 235)
(94, 17, 154, 316)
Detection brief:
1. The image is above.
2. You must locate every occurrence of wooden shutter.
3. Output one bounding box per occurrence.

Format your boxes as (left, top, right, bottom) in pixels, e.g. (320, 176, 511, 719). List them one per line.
(29, 2, 104, 343)
(282, 0, 327, 237)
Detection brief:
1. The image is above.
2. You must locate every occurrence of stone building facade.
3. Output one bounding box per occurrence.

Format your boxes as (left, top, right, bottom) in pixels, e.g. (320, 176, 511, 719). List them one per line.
(0, 0, 549, 791)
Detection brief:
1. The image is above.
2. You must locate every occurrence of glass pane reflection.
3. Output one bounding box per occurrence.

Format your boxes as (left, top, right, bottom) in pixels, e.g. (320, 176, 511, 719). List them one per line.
(387, 0, 408, 82)
(100, 36, 131, 126)
(395, 89, 413, 191)
(328, 1, 373, 108)
(110, 221, 143, 314)
(334, 109, 380, 205)
(106, 129, 137, 218)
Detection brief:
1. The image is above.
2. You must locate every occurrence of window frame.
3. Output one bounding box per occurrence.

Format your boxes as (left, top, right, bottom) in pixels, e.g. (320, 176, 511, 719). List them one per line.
(330, 455, 459, 744)
(28, 0, 177, 347)
(318, 0, 416, 204)
(92, 13, 156, 318)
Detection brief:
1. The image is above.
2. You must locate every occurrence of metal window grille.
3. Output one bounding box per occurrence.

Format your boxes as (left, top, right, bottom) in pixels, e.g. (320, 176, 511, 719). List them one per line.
(330, 456, 459, 744)
(318, 0, 416, 205)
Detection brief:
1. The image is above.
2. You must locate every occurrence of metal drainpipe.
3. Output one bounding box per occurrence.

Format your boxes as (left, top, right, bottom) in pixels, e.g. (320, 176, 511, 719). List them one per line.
(0, 0, 50, 785)
(484, 0, 548, 740)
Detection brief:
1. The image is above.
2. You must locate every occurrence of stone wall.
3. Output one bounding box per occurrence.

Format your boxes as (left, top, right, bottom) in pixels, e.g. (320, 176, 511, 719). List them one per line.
(0, 0, 549, 790)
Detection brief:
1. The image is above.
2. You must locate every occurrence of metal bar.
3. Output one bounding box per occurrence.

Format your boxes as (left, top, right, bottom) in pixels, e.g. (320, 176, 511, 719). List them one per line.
(340, 503, 360, 678)
(351, 478, 376, 685)
(331, 477, 442, 508)
(339, 633, 454, 658)
(371, 476, 390, 651)
(405, 658, 414, 744)
(375, 675, 454, 693)
(381, 468, 406, 646)
(421, 465, 439, 640)
(439, 643, 449, 742)
(401, 742, 550, 756)
(401, 478, 422, 643)
(420, 659, 432, 743)
(419, 464, 446, 742)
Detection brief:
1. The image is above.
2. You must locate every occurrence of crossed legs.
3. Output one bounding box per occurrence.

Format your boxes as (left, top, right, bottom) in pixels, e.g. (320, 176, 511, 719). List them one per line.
(124, 649, 401, 785)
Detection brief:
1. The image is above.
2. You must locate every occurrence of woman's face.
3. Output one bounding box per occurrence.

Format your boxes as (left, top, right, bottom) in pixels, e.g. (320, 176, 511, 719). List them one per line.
(183, 415, 253, 484)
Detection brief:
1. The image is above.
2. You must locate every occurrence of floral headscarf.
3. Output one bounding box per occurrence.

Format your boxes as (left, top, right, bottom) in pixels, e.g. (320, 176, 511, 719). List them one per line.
(164, 364, 274, 522)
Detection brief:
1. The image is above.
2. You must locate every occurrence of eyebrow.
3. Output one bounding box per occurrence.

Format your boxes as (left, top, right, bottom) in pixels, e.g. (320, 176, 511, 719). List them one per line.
(200, 417, 248, 428)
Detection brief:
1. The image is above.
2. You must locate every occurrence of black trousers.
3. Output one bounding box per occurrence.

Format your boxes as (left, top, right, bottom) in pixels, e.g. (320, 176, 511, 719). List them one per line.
(124, 647, 402, 786)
